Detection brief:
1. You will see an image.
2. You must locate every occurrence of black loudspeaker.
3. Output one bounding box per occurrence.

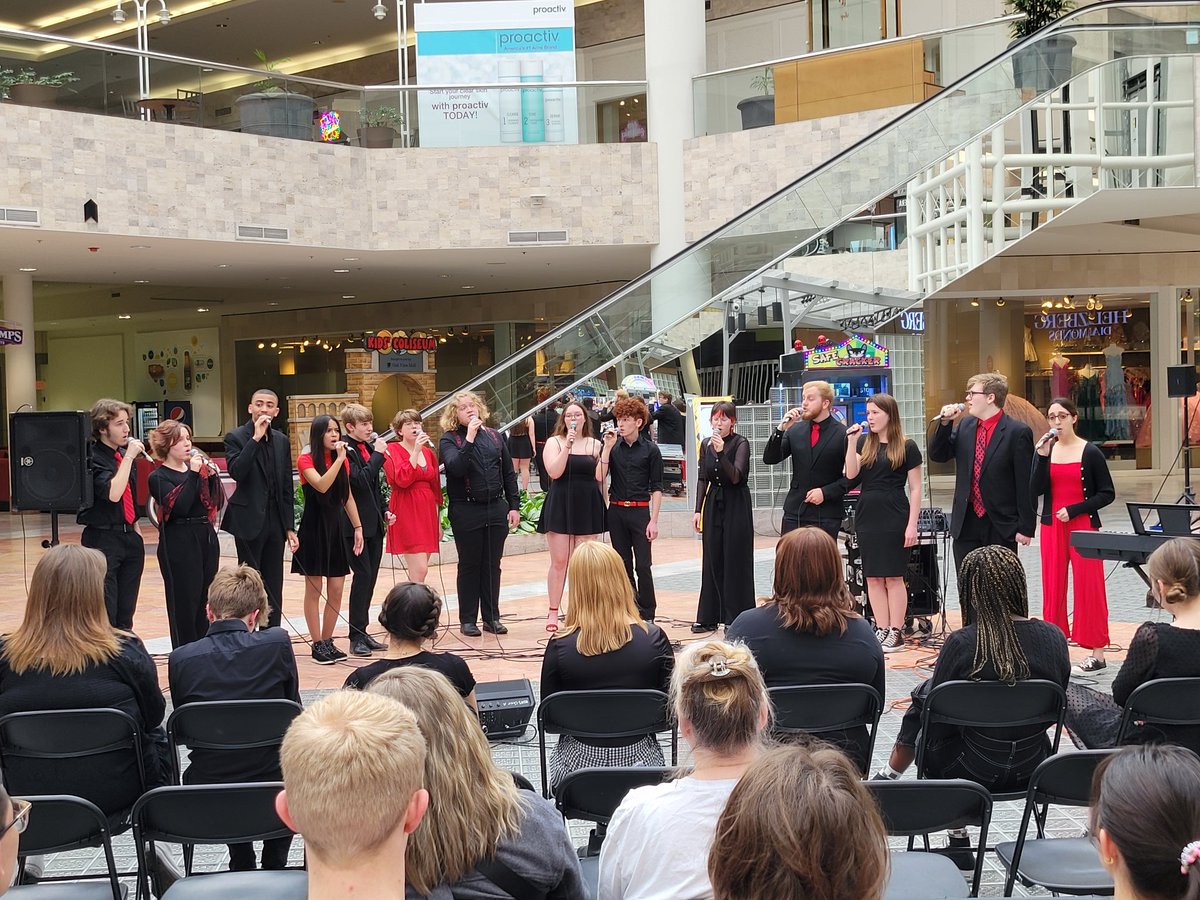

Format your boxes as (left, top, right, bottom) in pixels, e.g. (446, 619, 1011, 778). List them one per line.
(9, 411, 93, 512)
(1167, 364, 1198, 398)
(476, 678, 535, 742)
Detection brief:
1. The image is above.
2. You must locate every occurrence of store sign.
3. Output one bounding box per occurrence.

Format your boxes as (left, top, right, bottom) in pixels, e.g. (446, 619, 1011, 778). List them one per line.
(804, 334, 889, 369)
(1033, 309, 1130, 343)
(899, 310, 925, 332)
(379, 352, 426, 373)
(0, 327, 23, 346)
(365, 329, 437, 354)
(414, 0, 578, 148)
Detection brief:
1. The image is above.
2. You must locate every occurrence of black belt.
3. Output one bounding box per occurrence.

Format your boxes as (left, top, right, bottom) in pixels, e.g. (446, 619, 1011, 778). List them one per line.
(454, 494, 503, 503)
(85, 522, 139, 533)
(166, 516, 211, 525)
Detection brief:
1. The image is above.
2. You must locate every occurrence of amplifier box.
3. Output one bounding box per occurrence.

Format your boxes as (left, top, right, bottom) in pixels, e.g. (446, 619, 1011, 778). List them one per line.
(476, 678, 535, 742)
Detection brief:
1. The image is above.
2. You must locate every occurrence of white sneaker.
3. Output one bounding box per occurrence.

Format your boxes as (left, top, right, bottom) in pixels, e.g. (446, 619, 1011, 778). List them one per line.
(874, 627, 888, 644)
(881, 628, 905, 653)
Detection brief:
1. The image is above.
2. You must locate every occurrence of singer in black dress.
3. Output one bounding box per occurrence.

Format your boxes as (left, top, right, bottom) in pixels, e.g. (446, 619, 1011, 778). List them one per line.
(147, 421, 221, 648)
(693, 401, 755, 630)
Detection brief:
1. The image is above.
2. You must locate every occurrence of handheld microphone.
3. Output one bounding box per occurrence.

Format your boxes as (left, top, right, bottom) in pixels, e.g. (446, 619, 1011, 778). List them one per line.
(370, 432, 378, 441)
(1036, 427, 1060, 449)
(930, 402, 966, 423)
(569, 421, 577, 433)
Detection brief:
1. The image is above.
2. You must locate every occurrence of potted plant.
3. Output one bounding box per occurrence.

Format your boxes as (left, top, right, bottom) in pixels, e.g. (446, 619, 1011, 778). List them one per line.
(0, 68, 79, 107)
(358, 106, 402, 148)
(235, 49, 316, 141)
(1007, 0, 1076, 92)
(736, 67, 774, 130)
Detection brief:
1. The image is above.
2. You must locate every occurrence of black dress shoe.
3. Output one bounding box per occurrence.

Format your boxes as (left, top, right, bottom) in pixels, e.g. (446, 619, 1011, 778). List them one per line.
(361, 634, 387, 652)
(691, 622, 718, 633)
(482, 620, 509, 635)
(350, 640, 374, 658)
(460, 623, 482, 637)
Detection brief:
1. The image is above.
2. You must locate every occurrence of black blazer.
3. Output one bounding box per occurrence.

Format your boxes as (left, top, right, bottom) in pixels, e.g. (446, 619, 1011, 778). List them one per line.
(929, 413, 1036, 540)
(344, 436, 386, 539)
(762, 417, 851, 522)
(221, 420, 295, 540)
(1030, 442, 1115, 528)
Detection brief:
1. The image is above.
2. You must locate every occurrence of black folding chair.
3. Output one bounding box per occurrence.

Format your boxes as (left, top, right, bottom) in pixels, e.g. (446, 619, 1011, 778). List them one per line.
(1116, 677, 1200, 752)
(867, 779, 993, 898)
(767, 683, 882, 774)
(132, 783, 294, 900)
(166, 699, 303, 783)
(5, 795, 126, 899)
(996, 750, 1116, 897)
(537, 689, 676, 798)
(161, 871, 307, 900)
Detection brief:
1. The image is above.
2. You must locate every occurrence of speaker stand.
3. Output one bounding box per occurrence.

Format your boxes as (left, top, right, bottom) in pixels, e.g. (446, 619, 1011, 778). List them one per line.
(40, 511, 62, 549)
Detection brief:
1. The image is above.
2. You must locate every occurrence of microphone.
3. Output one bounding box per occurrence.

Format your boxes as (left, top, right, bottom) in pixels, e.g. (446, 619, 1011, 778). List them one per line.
(569, 421, 577, 433)
(930, 403, 966, 423)
(1036, 427, 1060, 449)
(190, 448, 220, 473)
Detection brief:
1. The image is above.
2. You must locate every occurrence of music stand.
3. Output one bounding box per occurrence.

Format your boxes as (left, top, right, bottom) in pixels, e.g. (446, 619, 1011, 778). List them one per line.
(1127, 502, 1200, 537)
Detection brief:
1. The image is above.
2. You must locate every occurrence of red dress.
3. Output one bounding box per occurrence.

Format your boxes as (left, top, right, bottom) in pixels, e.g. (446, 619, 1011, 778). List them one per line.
(384, 443, 440, 555)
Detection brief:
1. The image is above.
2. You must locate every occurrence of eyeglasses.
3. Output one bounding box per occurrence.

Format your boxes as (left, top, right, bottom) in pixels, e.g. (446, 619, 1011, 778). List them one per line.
(1047, 413, 1072, 421)
(0, 799, 31, 840)
(965, 390, 989, 398)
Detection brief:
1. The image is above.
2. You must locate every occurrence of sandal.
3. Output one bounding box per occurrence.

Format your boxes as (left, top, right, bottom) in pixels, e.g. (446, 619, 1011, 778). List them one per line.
(546, 607, 560, 634)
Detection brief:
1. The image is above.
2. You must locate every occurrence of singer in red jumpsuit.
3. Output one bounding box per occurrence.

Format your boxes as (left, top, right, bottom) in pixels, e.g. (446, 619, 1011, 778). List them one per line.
(1030, 398, 1115, 673)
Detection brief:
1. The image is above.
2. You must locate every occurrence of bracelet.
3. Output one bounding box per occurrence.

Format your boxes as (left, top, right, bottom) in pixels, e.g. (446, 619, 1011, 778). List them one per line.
(352, 524, 363, 529)
(600, 459, 609, 465)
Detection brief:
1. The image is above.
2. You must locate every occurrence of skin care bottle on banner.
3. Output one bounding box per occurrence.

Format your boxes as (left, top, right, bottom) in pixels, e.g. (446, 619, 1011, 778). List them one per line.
(521, 59, 545, 143)
(499, 58, 522, 143)
(543, 63, 564, 143)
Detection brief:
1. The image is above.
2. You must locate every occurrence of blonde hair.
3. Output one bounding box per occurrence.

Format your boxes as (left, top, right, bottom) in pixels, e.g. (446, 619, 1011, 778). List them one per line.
(4, 545, 122, 676)
(147, 420, 190, 460)
(555, 542, 646, 655)
(858, 393, 908, 471)
(366, 668, 521, 895)
(206, 565, 270, 622)
(671, 640, 769, 756)
(281, 691, 426, 867)
(803, 380, 834, 404)
(1148, 538, 1200, 607)
(89, 398, 134, 441)
(340, 403, 373, 427)
(968, 372, 1010, 408)
(439, 391, 490, 433)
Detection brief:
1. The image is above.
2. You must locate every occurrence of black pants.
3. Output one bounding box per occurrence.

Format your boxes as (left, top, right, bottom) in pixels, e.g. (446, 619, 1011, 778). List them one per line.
(449, 500, 508, 625)
(235, 524, 286, 629)
(953, 512, 1017, 626)
(347, 532, 384, 642)
(786, 513, 841, 542)
(608, 505, 656, 619)
(229, 836, 294, 871)
(158, 521, 219, 649)
(81, 526, 145, 630)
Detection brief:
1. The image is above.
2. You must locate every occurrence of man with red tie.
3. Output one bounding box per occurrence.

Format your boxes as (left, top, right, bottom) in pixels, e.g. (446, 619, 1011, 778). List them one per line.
(78, 398, 146, 629)
(341, 404, 390, 657)
(930, 372, 1035, 625)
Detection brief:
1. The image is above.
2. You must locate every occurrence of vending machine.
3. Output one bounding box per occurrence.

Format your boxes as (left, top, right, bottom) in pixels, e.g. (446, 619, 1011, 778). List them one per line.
(800, 335, 891, 425)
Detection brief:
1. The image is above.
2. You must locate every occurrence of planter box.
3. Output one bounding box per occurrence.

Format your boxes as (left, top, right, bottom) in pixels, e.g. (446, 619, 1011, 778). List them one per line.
(736, 95, 775, 130)
(358, 126, 397, 148)
(8, 84, 59, 108)
(236, 91, 315, 141)
(1011, 35, 1076, 93)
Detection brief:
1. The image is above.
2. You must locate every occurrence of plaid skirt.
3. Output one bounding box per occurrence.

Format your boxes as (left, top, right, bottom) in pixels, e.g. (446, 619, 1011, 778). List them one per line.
(549, 735, 664, 789)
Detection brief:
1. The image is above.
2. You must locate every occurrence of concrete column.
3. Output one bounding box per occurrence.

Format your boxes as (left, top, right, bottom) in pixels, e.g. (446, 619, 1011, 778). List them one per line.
(978, 301, 1025, 394)
(645, 0, 708, 335)
(1, 272, 36, 416)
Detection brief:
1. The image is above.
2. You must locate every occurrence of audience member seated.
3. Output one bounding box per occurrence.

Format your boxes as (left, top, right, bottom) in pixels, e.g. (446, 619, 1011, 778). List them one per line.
(708, 742, 889, 900)
(168, 564, 301, 871)
(277, 691, 428, 900)
(727, 527, 885, 770)
(0, 544, 172, 819)
(343, 583, 477, 708)
(366, 667, 584, 899)
(1091, 744, 1200, 900)
(540, 542, 674, 788)
(598, 640, 769, 900)
(874, 545, 1070, 867)
(0, 783, 28, 895)
(1067, 538, 1200, 750)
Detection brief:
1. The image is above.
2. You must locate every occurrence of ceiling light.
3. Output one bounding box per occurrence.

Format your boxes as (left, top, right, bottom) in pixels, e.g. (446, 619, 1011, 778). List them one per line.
(342, 257, 359, 261)
(342, 295, 355, 300)
(196, 307, 209, 312)
(1185, 289, 1195, 303)
(995, 298, 1005, 307)
(969, 299, 979, 307)
(216, 263, 229, 269)
(1041, 299, 1053, 308)
(134, 279, 149, 284)
(303, 339, 310, 346)
(461, 285, 475, 289)
(372, 1, 387, 19)
(267, 301, 279, 306)
(1086, 296, 1096, 310)
(257, 341, 265, 349)
(1095, 300, 1104, 310)
(270, 341, 278, 348)
(439, 336, 447, 343)
(333, 268, 350, 274)
(440, 274, 449, 278)
(111, 4, 126, 22)
(118, 314, 132, 319)
(130, 245, 151, 249)
(462, 325, 469, 335)
(17, 267, 36, 273)
(448, 326, 455, 336)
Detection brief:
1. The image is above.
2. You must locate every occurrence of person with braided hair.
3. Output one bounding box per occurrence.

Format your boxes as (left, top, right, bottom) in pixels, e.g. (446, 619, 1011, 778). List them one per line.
(1091, 744, 1200, 900)
(873, 545, 1069, 868)
(341, 582, 476, 707)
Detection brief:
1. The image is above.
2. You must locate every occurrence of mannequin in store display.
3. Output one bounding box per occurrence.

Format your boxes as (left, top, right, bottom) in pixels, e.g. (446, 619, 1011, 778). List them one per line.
(1024, 327, 1038, 364)
(1102, 341, 1130, 440)
(1075, 364, 1106, 442)
(1050, 351, 1071, 397)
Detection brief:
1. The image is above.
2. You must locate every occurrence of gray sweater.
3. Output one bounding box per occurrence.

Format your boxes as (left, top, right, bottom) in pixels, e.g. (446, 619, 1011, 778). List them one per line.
(408, 793, 585, 899)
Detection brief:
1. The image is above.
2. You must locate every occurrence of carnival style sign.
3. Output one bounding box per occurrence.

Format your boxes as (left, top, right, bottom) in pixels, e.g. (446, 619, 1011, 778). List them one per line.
(803, 334, 889, 369)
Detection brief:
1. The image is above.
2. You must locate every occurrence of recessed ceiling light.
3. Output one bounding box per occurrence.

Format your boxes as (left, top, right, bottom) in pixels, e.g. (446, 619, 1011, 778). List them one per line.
(461, 285, 475, 289)
(134, 279, 149, 284)
(333, 269, 350, 273)
(129, 244, 150, 249)
(440, 274, 450, 278)
(342, 257, 359, 261)
(196, 307, 210, 312)
(342, 295, 356, 299)
(267, 301, 279, 306)
(17, 267, 36, 272)
(118, 314, 132, 319)
(216, 263, 229, 269)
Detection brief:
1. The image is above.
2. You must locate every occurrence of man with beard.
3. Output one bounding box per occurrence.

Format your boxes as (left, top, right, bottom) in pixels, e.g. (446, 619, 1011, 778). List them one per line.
(762, 380, 851, 539)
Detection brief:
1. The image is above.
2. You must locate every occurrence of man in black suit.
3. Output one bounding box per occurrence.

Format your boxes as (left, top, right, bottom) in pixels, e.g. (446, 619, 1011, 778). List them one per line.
(762, 380, 851, 539)
(222, 389, 297, 629)
(929, 371, 1036, 625)
(651, 391, 685, 446)
(340, 404, 390, 657)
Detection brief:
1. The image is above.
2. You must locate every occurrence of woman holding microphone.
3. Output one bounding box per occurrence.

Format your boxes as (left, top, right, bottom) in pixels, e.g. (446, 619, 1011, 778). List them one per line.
(293, 414, 364, 664)
(147, 420, 221, 648)
(384, 409, 440, 583)
(1031, 397, 1115, 674)
(844, 393, 923, 653)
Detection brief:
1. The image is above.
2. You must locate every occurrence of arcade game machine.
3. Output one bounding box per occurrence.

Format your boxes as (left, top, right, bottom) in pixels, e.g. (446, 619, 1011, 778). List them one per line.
(799, 334, 891, 425)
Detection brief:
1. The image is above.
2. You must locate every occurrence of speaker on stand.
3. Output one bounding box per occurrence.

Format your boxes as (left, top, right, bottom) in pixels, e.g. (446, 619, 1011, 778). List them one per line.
(9, 411, 93, 547)
(1166, 364, 1199, 505)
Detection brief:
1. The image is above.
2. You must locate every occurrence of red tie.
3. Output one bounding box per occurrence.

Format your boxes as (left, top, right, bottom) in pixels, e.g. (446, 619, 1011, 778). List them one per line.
(359, 444, 371, 463)
(810, 420, 820, 448)
(114, 451, 136, 524)
(970, 425, 987, 518)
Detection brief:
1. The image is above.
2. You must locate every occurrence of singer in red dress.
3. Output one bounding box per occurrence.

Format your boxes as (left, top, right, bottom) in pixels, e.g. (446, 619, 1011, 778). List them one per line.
(384, 409, 440, 583)
(1031, 397, 1115, 674)
(147, 421, 221, 648)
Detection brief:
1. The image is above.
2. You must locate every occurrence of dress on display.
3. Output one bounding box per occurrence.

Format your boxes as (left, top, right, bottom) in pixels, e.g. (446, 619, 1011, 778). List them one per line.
(1103, 345, 1129, 440)
(291, 452, 351, 578)
(537, 442, 606, 535)
(853, 436, 922, 578)
(383, 443, 440, 555)
(1051, 358, 1072, 397)
(1075, 372, 1106, 441)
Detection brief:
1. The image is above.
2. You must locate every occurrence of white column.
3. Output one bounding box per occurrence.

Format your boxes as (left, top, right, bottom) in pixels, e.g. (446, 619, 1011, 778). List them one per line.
(2, 272, 36, 414)
(645, 0, 707, 334)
